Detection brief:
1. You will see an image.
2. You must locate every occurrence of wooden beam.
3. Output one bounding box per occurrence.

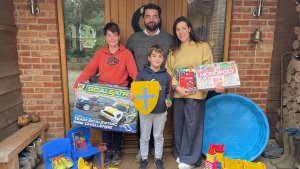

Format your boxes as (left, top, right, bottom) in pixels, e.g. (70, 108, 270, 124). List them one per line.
(56, 0, 70, 132)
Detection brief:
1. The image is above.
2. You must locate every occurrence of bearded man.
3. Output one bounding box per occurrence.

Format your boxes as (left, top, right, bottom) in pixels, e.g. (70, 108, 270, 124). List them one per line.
(126, 3, 173, 165)
(126, 3, 172, 72)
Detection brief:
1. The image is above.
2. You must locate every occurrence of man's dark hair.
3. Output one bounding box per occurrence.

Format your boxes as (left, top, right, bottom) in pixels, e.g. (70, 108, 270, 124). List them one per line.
(142, 3, 162, 19)
(103, 22, 120, 36)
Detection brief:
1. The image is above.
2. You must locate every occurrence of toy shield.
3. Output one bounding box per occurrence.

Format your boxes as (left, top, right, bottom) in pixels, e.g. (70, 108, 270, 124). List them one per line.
(131, 81, 160, 115)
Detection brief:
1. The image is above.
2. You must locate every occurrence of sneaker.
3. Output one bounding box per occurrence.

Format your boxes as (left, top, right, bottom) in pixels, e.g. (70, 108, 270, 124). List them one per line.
(178, 162, 194, 169)
(135, 151, 142, 163)
(104, 150, 113, 167)
(176, 158, 180, 164)
(154, 158, 164, 169)
(25, 142, 38, 162)
(140, 159, 149, 169)
(112, 150, 121, 166)
(34, 138, 42, 158)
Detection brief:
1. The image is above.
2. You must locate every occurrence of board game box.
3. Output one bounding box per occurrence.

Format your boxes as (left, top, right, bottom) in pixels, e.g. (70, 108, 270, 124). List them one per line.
(72, 83, 137, 133)
(195, 61, 240, 90)
(174, 67, 197, 93)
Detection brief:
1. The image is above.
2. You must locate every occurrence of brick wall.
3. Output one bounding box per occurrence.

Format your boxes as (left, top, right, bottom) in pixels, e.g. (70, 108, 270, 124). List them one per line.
(13, 0, 65, 139)
(12, 0, 278, 140)
(228, 0, 277, 111)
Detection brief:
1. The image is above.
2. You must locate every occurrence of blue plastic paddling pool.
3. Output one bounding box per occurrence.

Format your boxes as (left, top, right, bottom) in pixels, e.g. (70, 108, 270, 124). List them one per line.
(203, 94, 270, 161)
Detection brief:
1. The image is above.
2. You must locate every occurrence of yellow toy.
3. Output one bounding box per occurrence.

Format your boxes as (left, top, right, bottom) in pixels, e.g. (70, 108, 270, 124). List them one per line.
(131, 81, 160, 115)
(77, 157, 99, 169)
(52, 155, 73, 169)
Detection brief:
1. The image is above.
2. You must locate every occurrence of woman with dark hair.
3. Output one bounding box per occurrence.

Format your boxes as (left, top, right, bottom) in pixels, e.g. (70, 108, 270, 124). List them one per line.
(165, 16, 223, 169)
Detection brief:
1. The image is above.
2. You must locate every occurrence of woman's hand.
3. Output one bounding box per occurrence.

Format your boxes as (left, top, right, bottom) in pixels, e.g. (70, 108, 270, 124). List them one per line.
(175, 86, 190, 97)
(129, 93, 135, 101)
(215, 85, 225, 93)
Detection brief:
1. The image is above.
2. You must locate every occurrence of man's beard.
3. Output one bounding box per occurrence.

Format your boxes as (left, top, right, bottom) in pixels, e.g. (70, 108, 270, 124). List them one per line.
(145, 22, 160, 31)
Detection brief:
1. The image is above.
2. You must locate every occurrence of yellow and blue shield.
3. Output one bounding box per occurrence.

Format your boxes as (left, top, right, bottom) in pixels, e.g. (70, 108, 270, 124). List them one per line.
(131, 81, 160, 115)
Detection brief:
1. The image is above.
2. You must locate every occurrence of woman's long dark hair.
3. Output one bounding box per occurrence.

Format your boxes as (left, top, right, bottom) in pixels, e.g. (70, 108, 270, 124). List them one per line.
(171, 16, 199, 53)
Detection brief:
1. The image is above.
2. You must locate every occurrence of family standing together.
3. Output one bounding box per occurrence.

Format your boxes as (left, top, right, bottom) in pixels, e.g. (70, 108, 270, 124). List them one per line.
(74, 3, 223, 169)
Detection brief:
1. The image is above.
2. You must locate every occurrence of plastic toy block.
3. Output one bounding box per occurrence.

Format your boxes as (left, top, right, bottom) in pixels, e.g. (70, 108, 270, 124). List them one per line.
(210, 144, 225, 153)
(216, 152, 224, 162)
(204, 160, 218, 169)
(243, 161, 266, 169)
(222, 157, 243, 169)
(206, 154, 217, 162)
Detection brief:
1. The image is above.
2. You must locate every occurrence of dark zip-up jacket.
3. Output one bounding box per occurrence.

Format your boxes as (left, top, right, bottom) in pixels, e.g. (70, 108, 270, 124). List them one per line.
(136, 65, 171, 114)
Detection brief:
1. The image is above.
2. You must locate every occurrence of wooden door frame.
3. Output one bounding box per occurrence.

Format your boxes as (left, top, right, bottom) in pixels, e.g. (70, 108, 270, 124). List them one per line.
(57, 0, 71, 131)
(57, 0, 232, 132)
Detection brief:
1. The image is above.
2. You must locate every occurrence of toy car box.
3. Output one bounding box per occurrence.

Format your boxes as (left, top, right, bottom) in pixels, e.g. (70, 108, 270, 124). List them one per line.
(72, 83, 138, 133)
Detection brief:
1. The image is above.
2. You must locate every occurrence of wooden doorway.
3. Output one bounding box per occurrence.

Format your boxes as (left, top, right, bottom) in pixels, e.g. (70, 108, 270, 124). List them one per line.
(103, 0, 187, 152)
(58, 0, 187, 152)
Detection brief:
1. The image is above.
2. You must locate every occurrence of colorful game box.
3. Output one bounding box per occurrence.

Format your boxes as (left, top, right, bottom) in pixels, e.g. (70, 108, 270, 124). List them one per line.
(195, 61, 240, 90)
(175, 67, 197, 93)
(72, 131, 87, 150)
(72, 83, 137, 133)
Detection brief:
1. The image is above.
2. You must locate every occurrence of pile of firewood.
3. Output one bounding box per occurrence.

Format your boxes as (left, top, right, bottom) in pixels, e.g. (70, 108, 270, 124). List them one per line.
(275, 3, 300, 142)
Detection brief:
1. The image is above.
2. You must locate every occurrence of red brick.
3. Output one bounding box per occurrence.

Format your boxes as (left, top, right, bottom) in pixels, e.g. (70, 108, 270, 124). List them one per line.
(22, 57, 41, 63)
(253, 76, 270, 81)
(34, 76, 52, 81)
(35, 88, 54, 93)
(38, 18, 57, 24)
(33, 64, 51, 69)
(29, 25, 47, 30)
(39, 45, 59, 50)
(43, 82, 62, 87)
(39, 32, 58, 38)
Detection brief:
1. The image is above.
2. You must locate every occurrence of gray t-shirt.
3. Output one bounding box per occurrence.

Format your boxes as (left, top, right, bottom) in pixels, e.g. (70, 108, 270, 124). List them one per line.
(126, 31, 173, 72)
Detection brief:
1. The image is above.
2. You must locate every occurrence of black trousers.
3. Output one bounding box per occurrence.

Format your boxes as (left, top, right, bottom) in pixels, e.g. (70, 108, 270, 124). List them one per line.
(102, 130, 123, 152)
(173, 98, 205, 166)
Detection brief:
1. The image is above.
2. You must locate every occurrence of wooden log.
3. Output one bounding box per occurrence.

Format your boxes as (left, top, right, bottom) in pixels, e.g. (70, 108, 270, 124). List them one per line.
(295, 72, 300, 82)
(283, 89, 288, 98)
(283, 98, 288, 105)
(295, 26, 300, 35)
(297, 96, 300, 103)
(297, 82, 300, 89)
(297, 34, 300, 41)
(292, 40, 300, 50)
(293, 102, 300, 113)
(291, 87, 297, 97)
(287, 94, 292, 102)
(287, 101, 294, 110)
(287, 73, 293, 83)
(288, 59, 297, 75)
(295, 61, 300, 72)
(291, 80, 297, 88)
(283, 107, 289, 116)
(297, 4, 300, 12)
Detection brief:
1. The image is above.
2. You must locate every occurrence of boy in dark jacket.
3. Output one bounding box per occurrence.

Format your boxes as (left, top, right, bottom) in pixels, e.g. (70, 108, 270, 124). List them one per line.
(131, 45, 172, 169)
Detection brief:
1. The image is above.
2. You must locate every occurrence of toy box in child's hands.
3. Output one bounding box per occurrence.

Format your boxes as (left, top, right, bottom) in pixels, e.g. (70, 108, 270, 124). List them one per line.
(175, 67, 197, 93)
(72, 83, 137, 133)
(195, 61, 240, 90)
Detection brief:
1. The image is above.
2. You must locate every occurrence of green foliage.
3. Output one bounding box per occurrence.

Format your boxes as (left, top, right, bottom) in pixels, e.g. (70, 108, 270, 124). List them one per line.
(93, 38, 106, 52)
(63, 0, 105, 58)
